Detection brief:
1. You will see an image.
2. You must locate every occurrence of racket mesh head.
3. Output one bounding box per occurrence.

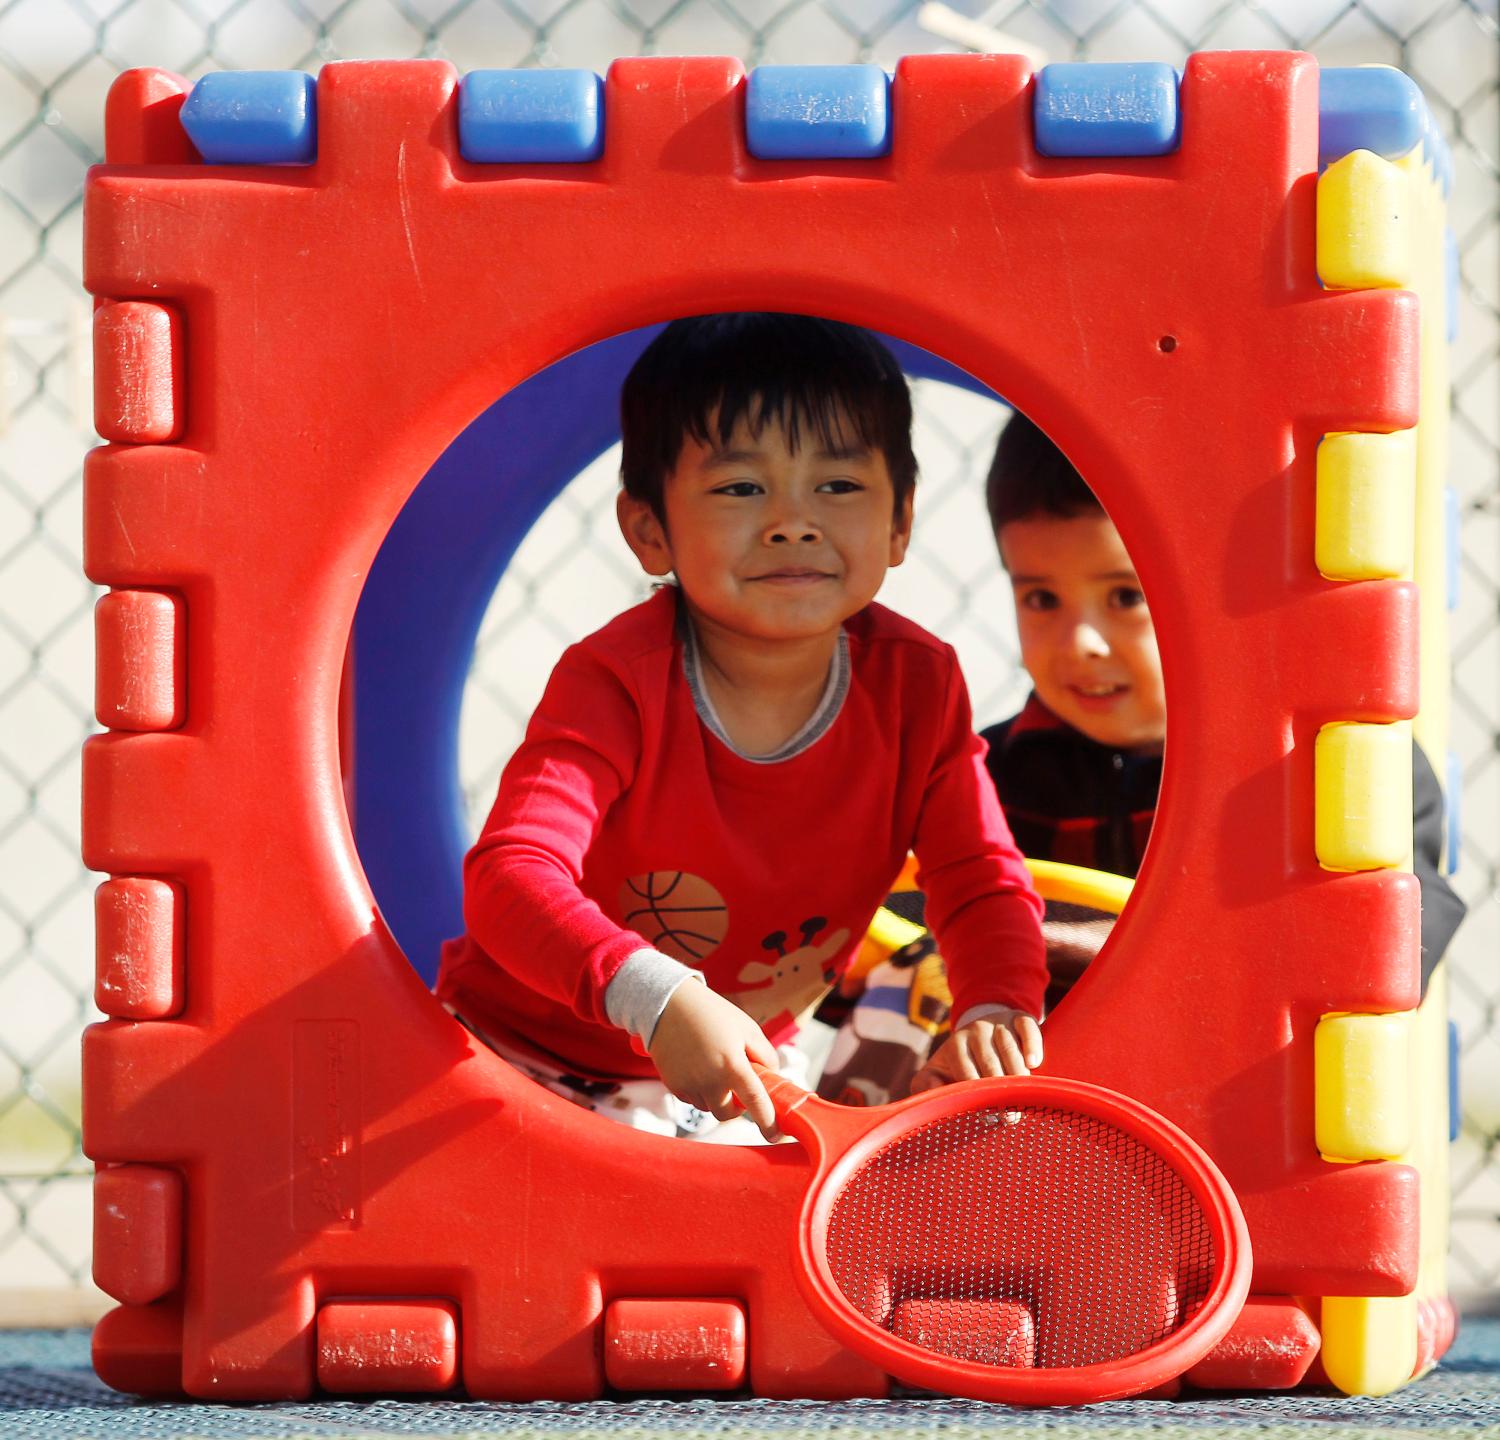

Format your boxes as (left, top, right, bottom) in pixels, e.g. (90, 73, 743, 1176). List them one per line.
(823, 1104, 1217, 1371)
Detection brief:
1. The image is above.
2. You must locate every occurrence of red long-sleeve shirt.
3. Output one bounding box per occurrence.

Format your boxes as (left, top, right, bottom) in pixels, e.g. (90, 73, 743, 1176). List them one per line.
(437, 588, 1045, 1080)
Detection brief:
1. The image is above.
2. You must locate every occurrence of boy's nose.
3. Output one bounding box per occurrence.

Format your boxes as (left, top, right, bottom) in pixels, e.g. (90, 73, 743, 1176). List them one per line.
(1072, 621, 1110, 657)
(764, 518, 822, 545)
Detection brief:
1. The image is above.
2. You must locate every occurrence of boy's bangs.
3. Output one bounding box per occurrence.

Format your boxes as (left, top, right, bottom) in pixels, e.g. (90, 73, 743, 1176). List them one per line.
(619, 314, 917, 514)
(693, 384, 884, 457)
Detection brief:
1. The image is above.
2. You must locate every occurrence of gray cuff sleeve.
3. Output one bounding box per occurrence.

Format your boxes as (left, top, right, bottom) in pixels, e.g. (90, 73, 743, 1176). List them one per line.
(953, 1002, 1025, 1031)
(604, 949, 704, 1045)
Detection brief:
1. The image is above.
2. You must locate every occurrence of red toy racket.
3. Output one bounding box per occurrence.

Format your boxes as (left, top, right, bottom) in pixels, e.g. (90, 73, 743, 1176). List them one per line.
(757, 1069, 1251, 1404)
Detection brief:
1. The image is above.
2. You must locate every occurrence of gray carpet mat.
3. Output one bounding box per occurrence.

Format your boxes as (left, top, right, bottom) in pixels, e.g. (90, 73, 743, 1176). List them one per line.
(1, 1318, 1497, 1437)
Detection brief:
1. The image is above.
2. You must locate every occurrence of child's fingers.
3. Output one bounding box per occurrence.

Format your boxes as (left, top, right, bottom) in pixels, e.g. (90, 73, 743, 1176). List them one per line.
(966, 1025, 1006, 1079)
(730, 1059, 781, 1142)
(1012, 1013, 1044, 1068)
(982, 1021, 1031, 1077)
(745, 1029, 779, 1071)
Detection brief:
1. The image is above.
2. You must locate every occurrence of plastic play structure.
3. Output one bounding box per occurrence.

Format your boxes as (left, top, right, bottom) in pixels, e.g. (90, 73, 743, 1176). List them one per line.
(84, 52, 1460, 1400)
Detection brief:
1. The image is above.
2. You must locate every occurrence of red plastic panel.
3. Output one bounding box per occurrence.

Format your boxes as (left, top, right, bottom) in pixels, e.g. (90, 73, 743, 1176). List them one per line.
(93, 1165, 182, 1305)
(1183, 1296, 1320, 1390)
(94, 877, 183, 1019)
(81, 51, 1423, 1399)
(317, 1300, 459, 1394)
(604, 1299, 747, 1391)
(93, 301, 183, 444)
(95, 590, 185, 732)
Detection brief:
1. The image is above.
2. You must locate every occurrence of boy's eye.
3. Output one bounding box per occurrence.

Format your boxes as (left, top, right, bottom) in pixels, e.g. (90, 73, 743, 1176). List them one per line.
(712, 481, 763, 497)
(1019, 588, 1059, 612)
(1110, 585, 1147, 609)
(817, 478, 863, 494)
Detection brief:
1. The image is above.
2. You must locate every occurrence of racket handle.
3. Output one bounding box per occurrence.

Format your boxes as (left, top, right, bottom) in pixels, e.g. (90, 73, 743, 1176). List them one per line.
(751, 1062, 815, 1125)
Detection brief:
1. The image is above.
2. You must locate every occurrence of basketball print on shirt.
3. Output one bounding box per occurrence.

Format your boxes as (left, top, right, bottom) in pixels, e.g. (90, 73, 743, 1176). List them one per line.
(618, 871, 729, 964)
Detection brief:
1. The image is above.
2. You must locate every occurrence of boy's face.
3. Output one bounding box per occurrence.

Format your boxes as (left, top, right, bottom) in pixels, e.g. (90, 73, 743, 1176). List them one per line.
(997, 511, 1166, 754)
(619, 409, 912, 643)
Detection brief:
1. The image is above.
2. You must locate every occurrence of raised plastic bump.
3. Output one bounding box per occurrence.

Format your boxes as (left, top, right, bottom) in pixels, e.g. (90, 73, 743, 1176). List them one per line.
(317, 1300, 459, 1393)
(1317, 150, 1411, 290)
(93, 302, 183, 445)
(603, 1299, 747, 1391)
(1314, 721, 1412, 871)
(93, 1301, 184, 1397)
(93, 1165, 183, 1305)
(1315, 1011, 1414, 1160)
(1183, 1297, 1320, 1390)
(1033, 63, 1180, 157)
(95, 590, 186, 732)
(104, 69, 196, 166)
(459, 70, 603, 163)
(1315, 430, 1416, 581)
(745, 66, 891, 160)
(1321, 1294, 1418, 1397)
(1319, 67, 1425, 166)
(95, 877, 183, 1020)
(180, 71, 316, 164)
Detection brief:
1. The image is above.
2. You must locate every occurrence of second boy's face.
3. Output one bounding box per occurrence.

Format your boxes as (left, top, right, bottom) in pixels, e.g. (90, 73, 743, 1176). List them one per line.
(622, 410, 912, 644)
(998, 511, 1166, 754)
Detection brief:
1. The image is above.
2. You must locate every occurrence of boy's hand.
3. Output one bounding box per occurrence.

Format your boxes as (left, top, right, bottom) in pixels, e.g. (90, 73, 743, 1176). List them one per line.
(649, 981, 782, 1141)
(909, 1007, 1042, 1093)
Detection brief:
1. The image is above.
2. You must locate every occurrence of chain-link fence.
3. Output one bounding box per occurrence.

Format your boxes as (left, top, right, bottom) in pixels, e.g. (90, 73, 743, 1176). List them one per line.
(0, 0, 1494, 1314)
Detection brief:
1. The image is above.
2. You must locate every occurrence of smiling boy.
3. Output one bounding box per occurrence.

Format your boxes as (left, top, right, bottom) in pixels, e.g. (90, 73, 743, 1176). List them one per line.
(436, 315, 1047, 1141)
(981, 411, 1165, 880)
(981, 410, 1463, 1004)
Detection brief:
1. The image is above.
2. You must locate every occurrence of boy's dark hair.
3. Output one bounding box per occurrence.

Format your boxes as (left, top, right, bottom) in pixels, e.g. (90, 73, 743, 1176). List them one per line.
(985, 409, 1101, 533)
(620, 313, 917, 521)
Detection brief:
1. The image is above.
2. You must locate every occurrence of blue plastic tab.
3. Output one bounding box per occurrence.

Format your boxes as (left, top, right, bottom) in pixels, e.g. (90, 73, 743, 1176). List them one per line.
(1319, 67, 1425, 167)
(745, 66, 891, 161)
(1033, 63, 1180, 158)
(1446, 228, 1460, 343)
(459, 70, 603, 164)
(1448, 1020, 1461, 1141)
(1444, 749, 1461, 878)
(180, 71, 316, 165)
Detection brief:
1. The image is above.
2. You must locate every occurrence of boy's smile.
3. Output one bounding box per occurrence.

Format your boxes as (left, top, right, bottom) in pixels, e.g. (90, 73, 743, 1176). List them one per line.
(998, 511, 1166, 754)
(619, 410, 913, 647)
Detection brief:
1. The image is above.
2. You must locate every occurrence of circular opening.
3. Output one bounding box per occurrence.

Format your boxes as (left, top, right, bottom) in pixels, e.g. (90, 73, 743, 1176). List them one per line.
(1157, 335, 1177, 353)
(351, 318, 1161, 1139)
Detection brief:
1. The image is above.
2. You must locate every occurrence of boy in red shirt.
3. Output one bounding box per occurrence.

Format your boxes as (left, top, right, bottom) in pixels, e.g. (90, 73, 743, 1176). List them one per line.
(437, 314, 1047, 1141)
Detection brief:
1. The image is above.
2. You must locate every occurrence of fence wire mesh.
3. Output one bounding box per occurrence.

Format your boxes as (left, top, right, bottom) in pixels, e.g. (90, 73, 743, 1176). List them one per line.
(0, 0, 1494, 1311)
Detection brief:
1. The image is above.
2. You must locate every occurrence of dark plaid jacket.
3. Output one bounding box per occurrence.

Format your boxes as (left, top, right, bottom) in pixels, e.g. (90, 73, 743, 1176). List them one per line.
(981, 694, 1465, 991)
(980, 695, 1160, 880)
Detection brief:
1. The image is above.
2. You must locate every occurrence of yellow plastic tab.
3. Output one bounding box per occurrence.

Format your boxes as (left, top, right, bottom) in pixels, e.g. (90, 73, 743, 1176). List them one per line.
(1316, 430, 1417, 580)
(1321, 1294, 1418, 1396)
(1317, 150, 1411, 290)
(1314, 721, 1412, 871)
(1315, 1011, 1414, 1161)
